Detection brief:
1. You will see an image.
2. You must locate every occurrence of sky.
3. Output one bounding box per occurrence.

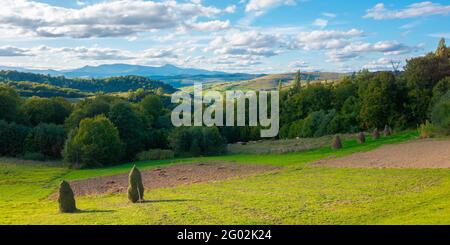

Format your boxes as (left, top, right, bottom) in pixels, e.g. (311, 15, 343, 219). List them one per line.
(0, 0, 449, 73)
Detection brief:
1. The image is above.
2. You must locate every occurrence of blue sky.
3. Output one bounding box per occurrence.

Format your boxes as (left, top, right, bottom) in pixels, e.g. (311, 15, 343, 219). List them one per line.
(0, 0, 449, 73)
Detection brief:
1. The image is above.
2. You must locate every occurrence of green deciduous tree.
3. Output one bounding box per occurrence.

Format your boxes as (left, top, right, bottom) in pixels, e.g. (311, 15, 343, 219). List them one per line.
(25, 123, 66, 158)
(108, 101, 148, 160)
(359, 72, 398, 129)
(431, 91, 450, 135)
(436, 38, 448, 58)
(63, 115, 122, 168)
(0, 120, 30, 156)
(0, 85, 24, 123)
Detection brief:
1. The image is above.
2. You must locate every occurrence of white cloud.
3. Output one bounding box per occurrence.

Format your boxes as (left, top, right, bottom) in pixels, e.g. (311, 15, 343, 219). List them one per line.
(245, 0, 296, 15)
(185, 20, 230, 31)
(288, 60, 317, 71)
(327, 41, 423, 62)
(0, 46, 32, 57)
(294, 29, 364, 50)
(208, 30, 285, 58)
(0, 0, 231, 38)
(76, 0, 87, 6)
(428, 33, 450, 39)
(289, 28, 422, 62)
(313, 18, 328, 28)
(224, 5, 237, 13)
(363, 58, 401, 71)
(322, 12, 337, 18)
(364, 2, 450, 20)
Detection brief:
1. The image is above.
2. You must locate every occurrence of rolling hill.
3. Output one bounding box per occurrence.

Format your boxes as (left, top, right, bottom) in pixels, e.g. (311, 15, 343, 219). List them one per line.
(184, 72, 348, 92)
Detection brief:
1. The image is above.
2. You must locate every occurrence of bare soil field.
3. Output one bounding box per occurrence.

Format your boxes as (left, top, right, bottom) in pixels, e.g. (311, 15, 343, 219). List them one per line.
(313, 139, 450, 169)
(228, 134, 358, 154)
(69, 161, 281, 196)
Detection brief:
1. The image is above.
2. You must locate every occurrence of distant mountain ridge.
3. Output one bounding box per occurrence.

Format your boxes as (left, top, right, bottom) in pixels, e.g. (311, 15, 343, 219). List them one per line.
(0, 64, 264, 88)
(0, 64, 232, 78)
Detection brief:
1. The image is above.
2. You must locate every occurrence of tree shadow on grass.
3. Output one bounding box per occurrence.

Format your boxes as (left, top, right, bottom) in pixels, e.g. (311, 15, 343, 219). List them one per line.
(139, 199, 199, 204)
(75, 209, 116, 214)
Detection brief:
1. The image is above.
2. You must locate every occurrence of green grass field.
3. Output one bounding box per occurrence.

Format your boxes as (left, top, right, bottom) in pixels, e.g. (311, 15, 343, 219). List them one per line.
(2, 131, 450, 225)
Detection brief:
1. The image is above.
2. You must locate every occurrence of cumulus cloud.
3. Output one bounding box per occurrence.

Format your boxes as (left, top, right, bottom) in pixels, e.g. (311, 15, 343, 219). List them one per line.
(29, 46, 135, 60)
(327, 41, 423, 62)
(294, 29, 364, 50)
(185, 20, 231, 31)
(364, 2, 450, 20)
(288, 60, 318, 71)
(207, 30, 285, 58)
(0, 46, 32, 56)
(287, 28, 422, 62)
(362, 58, 400, 71)
(245, 0, 296, 15)
(142, 48, 179, 59)
(0, 0, 231, 38)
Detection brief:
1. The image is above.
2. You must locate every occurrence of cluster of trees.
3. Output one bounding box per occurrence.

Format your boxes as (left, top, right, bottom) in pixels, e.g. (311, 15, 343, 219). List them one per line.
(0, 83, 226, 168)
(169, 127, 226, 156)
(0, 71, 176, 97)
(0, 85, 72, 159)
(279, 39, 450, 139)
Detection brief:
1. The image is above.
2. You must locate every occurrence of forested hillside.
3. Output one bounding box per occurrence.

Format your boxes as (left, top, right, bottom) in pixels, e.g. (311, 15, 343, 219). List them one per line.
(0, 71, 177, 97)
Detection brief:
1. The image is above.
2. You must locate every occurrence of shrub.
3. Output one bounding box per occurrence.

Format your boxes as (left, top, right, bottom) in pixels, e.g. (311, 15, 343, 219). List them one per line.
(0, 120, 31, 156)
(332, 135, 342, 150)
(169, 127, 226, 156)
(63, 115, 122, 168)
(128, 165, 144, 203)
(58, 180, 77, 213)
(327, 114, 358, 135)
(136, 149, 174, 161)
(373, 128, 380, 140)
(357, 132, 366, 144)
(431, 91, 450, 135)
(418, 120, 436, 138)
(25, 123, 66, 158)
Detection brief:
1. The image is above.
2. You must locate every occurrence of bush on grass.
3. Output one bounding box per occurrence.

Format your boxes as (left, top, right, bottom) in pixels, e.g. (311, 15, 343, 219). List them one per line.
(136, 149, 175, 161)
(418, 120, 436, 139)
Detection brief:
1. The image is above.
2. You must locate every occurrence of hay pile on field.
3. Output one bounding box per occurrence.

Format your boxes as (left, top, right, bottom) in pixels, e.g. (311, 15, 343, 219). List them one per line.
(58, 181, 77, 213)
(128, 165, 144, 203)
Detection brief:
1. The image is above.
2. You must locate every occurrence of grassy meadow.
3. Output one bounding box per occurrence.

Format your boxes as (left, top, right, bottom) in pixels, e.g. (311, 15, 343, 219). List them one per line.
(2, 131, 450, 225)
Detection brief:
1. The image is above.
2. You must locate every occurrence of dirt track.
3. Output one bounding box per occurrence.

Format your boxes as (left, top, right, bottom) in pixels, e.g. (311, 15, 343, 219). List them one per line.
(69, 162, 280, 196)
(314, 139, 450, 169)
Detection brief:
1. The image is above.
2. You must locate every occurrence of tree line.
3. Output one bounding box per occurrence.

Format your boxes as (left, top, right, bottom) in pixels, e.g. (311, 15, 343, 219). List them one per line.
(279, 38, 449, 139)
